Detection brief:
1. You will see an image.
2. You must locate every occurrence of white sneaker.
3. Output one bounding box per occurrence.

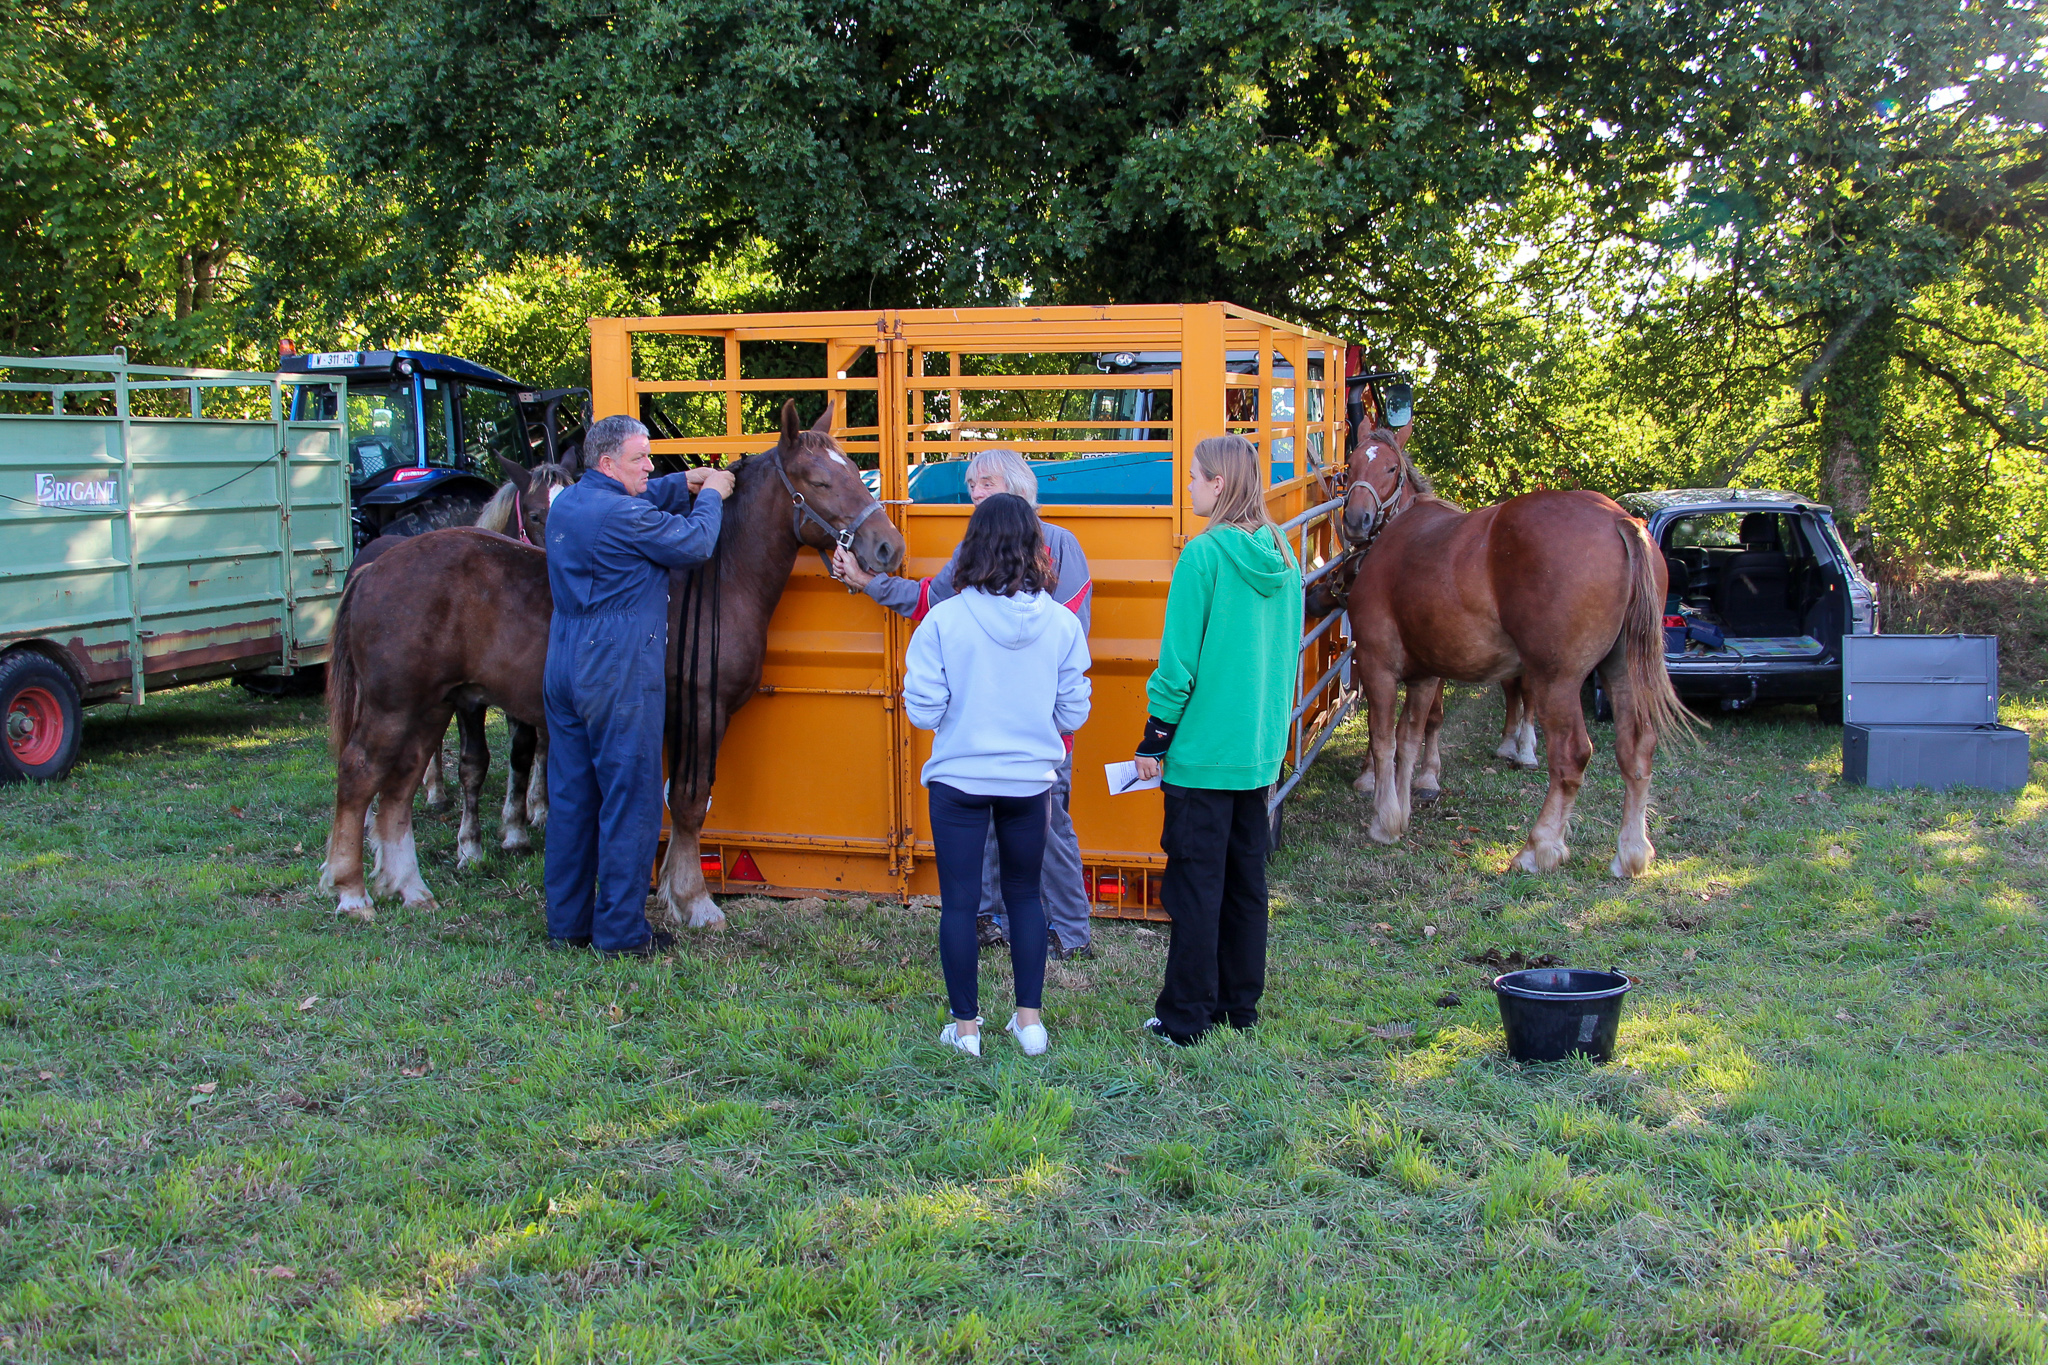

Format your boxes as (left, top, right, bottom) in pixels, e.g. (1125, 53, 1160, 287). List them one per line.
(1006, 1014, 1048, 1057)
(939, 1018, 983, 1057)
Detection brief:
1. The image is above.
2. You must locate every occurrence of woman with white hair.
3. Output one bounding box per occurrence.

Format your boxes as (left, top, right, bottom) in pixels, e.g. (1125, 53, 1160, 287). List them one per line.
(833, 448, 1097, 959)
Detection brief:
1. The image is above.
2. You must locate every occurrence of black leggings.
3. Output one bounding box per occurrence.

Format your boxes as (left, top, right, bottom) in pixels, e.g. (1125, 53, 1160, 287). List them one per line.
(928, 781, 1048, 1021)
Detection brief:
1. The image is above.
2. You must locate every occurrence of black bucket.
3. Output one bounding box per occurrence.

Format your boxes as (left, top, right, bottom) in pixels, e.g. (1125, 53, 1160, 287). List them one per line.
(1492, 968, 1633, 1063)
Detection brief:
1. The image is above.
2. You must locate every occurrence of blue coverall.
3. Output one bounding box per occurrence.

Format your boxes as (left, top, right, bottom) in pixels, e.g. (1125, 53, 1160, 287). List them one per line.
(543, 468, 723, 950)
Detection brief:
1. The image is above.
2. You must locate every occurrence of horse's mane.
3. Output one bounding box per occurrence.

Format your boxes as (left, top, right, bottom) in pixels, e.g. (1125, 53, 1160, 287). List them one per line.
(476, 461, 576, 533)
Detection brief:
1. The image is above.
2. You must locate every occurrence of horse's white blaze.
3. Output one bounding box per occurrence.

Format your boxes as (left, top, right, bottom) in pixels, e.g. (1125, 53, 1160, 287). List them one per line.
(548, 485, 565, 506)
(827, 451, 848, 467)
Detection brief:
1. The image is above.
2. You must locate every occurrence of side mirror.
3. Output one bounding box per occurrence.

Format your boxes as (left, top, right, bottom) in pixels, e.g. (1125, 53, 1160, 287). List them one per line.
(1380, 382, 1414, 430)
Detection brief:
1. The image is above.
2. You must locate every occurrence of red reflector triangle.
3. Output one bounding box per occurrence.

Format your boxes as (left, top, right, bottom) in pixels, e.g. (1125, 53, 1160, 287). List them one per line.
(731, 851, 764, 882)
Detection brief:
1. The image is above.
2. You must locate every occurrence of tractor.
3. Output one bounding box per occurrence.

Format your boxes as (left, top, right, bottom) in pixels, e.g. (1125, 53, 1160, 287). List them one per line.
(279, 348, 587, 549)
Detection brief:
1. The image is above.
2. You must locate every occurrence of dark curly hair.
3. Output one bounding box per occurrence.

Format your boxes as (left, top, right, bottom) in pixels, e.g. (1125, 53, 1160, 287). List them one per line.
(953, 493, 1057, 597)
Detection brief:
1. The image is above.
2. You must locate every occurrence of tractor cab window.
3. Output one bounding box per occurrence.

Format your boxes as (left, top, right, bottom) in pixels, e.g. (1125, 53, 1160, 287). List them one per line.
(460, 383, 523, 477)
(337, 380, 419, 484)
(291, 383, 339, 422)
(421, 377, 459, 469)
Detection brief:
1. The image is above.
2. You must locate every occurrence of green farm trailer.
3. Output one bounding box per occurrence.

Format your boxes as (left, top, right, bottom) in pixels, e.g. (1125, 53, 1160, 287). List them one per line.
(0, 353, 352, 781)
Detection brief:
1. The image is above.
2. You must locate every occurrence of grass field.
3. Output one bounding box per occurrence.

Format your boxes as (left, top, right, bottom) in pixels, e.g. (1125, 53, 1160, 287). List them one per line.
(1, 681, 2044, 1363)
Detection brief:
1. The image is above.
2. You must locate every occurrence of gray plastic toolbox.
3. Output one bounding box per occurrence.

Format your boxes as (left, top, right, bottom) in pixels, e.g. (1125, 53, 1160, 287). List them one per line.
(1842, 723, 2029, 791)
(1839, 635, 2031, 790)
(1842, 634, 1999, 724)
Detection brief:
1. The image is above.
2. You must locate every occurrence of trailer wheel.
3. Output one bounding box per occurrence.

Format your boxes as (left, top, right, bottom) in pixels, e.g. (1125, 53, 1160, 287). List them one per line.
(0, 652, 83, 783)
(382, 492, 491, 540)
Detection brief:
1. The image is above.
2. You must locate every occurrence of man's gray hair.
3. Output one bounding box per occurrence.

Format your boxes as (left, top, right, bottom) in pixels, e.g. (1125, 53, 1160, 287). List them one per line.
(584, 415, 648, 472)
(967, 447, 1037, 506)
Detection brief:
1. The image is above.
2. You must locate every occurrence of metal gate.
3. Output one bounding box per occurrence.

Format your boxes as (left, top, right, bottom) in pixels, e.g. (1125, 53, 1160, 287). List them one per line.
(589, 304, 1355, 917)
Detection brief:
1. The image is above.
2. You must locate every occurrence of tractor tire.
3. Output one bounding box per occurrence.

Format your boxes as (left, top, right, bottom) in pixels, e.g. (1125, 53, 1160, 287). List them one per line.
(382, 492, 491, 540)
(0, 651, 83, 783)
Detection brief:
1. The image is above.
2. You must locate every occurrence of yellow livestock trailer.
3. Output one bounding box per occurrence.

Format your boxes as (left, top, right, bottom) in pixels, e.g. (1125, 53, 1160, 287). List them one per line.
(588, 303, 1364, 918)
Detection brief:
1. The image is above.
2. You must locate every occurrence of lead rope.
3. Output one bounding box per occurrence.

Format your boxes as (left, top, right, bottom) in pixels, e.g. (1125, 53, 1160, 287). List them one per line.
(668, 479, 727, 816)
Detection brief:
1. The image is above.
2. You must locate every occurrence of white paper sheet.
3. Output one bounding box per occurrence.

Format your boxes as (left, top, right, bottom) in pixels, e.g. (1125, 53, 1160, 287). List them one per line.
(1104, 760, 1161, 795)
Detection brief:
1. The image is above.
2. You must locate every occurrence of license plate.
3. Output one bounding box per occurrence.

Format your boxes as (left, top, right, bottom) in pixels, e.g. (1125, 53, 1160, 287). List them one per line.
(307, 351, 359, 369)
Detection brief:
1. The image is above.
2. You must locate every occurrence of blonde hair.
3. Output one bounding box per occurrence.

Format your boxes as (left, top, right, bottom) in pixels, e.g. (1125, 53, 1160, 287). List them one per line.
(1191, 435, 1275, 532)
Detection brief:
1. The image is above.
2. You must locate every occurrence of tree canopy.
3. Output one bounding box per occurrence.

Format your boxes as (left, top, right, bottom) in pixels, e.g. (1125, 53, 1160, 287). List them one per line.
(5, 0, 2044, 568)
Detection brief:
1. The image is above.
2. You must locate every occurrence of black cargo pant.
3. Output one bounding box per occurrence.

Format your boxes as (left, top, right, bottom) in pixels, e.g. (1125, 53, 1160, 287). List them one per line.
(1154, 783, 1270, 1041)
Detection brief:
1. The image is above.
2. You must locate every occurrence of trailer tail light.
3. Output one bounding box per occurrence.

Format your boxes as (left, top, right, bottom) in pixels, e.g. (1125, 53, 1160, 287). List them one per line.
(729, 851, 764, 882)
(392, 467, 433, 482)
(699, 852, 722, 877)
(1095, 873, 1124, 900)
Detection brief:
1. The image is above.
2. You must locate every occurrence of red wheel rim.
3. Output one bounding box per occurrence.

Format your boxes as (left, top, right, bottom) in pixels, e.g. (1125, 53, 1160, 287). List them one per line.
(6, 686, 64, 768)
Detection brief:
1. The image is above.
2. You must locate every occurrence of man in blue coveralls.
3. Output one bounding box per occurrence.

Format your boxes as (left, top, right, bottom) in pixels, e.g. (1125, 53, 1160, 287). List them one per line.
(544, 415, 735, 956)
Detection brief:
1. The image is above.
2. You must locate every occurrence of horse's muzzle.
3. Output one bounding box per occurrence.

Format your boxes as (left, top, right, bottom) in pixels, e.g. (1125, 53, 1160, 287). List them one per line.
(855, 523, 904, 573)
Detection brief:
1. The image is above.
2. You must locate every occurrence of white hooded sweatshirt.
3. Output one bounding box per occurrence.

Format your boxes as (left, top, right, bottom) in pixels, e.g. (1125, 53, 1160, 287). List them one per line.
(903, 586, 1092, 796)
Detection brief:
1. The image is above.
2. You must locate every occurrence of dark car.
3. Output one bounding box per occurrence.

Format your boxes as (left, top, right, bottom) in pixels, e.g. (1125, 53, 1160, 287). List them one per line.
(1614, 489, 1879, 721)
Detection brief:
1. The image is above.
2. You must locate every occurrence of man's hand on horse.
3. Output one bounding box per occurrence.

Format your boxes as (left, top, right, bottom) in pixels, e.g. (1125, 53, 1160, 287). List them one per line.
(832, 546, 875, 589)
(689, 467, 736, 499)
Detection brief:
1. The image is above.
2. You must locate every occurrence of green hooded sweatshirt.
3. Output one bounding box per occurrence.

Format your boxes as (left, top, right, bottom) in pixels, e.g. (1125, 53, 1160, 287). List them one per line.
(1145, 522, 1303, 789)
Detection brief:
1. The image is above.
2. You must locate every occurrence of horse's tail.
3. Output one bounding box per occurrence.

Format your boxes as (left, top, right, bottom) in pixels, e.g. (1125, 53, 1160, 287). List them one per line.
(1615, 517, 1701, 744)
(327, 569, 365, 756)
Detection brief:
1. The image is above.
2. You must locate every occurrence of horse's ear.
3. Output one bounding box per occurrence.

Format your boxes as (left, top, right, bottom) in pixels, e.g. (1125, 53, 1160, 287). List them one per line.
(810, 401, 835, 434)
(500, 458, 532, 495)
(780, 399, 800, 447)
(1390, 420, 1413, 449)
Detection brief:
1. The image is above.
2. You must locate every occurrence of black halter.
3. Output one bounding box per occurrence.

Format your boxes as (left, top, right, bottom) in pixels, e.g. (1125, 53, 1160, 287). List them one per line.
(766, 444, 888, 573)
(1344, 448, 1412, 554)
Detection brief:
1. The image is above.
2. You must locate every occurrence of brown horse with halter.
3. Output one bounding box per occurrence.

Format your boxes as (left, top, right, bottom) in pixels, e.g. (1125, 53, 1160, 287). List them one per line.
(342, 458, 575, 853)
(1337, 425, 1693, 877)
(320, 402, 904, 921)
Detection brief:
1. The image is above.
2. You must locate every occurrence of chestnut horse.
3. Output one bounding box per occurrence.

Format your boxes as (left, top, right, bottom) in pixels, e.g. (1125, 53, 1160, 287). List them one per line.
(1307, 571, 1537, 798)
(344, 459, 574, 847)
(320, 403, 904, 921)
(1339, 427, 1692, 877)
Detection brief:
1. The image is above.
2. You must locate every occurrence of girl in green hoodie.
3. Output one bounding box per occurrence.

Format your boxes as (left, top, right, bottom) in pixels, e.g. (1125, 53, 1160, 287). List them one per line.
(1133, 435, 1303, 1045)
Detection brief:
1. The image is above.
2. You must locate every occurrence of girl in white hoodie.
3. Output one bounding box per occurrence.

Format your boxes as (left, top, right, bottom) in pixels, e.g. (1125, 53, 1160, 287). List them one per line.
(903, 494, 1092, 1057)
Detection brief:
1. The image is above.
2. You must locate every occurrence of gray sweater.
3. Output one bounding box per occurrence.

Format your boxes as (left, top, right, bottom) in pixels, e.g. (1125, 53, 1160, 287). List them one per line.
(862, 519, 1093, 633)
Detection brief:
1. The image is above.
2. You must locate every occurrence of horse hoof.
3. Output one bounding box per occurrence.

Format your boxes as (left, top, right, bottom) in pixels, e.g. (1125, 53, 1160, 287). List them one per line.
(1512, 842, 1568, 873)
(403, 893, 440, 911)
(1493, 743, 1520, 762)
(336, 893, 375, 922)
(501, 830, 532, 854)
(1610, 844, 1653, 879)
(1412, 786, 1441, 807)
(527, 802, 549, 828)
(426, 793, 451, 813)
(1352, 773, 1377, 795)
(1366, 821, 1402, 846)
(455, 843, 484, 871)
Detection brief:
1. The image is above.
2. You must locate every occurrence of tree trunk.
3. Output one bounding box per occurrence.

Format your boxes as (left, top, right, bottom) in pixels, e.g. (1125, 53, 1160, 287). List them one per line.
(1815, 303, 1896, 576)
